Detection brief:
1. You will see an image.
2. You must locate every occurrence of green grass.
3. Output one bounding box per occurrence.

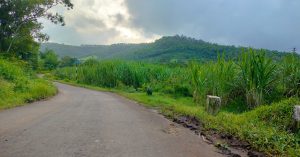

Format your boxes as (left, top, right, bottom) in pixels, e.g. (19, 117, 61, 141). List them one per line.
(0, 59, 57, 110)
(119, 89, 300, 156)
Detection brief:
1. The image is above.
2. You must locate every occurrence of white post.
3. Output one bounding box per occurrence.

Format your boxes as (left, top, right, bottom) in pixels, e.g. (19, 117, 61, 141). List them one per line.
(206, 95, 221, 115)
(293, 106, 300, 131)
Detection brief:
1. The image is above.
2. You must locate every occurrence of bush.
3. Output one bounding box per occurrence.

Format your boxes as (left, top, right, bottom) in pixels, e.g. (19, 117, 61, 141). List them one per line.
(250, 98, 299, 131)
(0, 59, 57, 109)
(0, 78, 14, 100)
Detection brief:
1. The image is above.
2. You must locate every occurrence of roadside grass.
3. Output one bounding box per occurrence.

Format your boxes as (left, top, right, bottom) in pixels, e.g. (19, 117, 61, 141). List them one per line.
(56, 79, 300, 156)
(120, 91, 300, 156)
(53, 51, 300, 156)
(0, 59, 57, 110)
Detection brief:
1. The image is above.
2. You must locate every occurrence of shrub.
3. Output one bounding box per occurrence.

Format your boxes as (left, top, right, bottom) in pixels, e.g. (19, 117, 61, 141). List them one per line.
(0, 59, 57, 109)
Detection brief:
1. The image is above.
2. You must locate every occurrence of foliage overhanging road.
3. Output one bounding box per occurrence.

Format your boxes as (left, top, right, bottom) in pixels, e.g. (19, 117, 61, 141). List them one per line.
(0, 83, 222, 157)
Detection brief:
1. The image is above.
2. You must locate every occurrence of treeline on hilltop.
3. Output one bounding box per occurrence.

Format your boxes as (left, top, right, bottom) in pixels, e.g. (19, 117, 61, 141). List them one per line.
(41, 35, 291, 63)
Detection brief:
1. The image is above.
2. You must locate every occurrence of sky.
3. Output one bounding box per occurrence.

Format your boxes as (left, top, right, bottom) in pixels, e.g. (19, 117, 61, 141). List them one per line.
(42, 0, 300, 52)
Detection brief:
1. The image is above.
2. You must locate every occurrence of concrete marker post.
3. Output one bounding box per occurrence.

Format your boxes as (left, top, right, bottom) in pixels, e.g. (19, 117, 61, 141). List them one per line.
(206, 95, 221, 115)
(293, 105, 300, 132)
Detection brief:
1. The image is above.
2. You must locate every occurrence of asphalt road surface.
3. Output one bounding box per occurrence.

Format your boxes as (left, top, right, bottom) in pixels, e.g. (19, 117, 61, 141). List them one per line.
(0, 83, 222, 157)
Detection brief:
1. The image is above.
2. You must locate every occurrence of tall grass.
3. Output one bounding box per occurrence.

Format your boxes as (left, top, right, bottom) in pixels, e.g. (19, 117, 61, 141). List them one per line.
(189, 62, 207, 103)
(189, 56, 237, 105)
(280, 53, 300, 97)
(56, 60, 189, 95)
(238, 49, 277, 108)
(56, 50, 298, 109)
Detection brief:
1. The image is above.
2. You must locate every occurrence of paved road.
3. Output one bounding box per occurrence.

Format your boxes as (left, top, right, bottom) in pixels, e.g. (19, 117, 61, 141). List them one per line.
(0, 83, 222, 157)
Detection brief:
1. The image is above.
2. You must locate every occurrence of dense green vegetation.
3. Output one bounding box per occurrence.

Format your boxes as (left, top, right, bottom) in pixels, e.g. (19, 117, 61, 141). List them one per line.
(0, 0, 73, 108)
(56, 50, 300, 108)
(0, 58, 57, 109)
(41, 35, 290, 63)
(55, 50, 300, 155)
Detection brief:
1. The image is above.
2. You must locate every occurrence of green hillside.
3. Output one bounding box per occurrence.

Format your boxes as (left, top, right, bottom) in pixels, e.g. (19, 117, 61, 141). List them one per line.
(40, 43, 146, 59)
(41, 35, 289, 62)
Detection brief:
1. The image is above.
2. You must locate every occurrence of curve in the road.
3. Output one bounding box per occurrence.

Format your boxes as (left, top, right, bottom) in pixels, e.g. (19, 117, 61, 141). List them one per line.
(0, 83, 222, 157)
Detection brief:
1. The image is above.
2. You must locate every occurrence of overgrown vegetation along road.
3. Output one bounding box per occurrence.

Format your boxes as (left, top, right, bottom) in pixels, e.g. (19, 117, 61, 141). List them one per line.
(0, 59, 57, 110)
(0, 0, 71, 109)
(0, 83, 222, 157)
(55, 50, 300, 156)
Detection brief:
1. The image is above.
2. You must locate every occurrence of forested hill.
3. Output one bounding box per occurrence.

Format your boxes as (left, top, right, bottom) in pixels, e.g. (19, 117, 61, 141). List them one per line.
(41, 35, 289, 62)
(40, 42, 146, 60)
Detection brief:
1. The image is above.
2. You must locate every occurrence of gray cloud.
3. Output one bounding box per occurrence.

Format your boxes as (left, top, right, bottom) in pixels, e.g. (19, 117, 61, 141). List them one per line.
(125, 0, 300, 52)
(42, 0, 300, 52)
(72, 15, 106, 30)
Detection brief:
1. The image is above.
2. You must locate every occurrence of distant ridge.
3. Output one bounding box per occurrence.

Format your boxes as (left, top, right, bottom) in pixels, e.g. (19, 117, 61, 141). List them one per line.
(41, 35, 290, 63)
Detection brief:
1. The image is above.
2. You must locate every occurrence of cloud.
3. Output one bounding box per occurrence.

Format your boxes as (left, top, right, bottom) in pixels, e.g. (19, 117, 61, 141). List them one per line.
(125, 0, 300, 52)
(42, 0, 300, 52)
(42, 0, 160, 45)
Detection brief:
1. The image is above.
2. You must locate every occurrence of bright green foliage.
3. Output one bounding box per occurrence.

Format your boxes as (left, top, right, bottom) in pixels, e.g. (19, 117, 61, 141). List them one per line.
(189, 62, 206, 103)
(41, 49, 60, 70)
(238, 49, 277, 108)
(59, 56, 80, 67)
(0, 59, 57, 109)
(280, 53, 300, 97)
(190, 56, 237, 105)
(56, 49, 298, 109)
(56, 60, 190, 96)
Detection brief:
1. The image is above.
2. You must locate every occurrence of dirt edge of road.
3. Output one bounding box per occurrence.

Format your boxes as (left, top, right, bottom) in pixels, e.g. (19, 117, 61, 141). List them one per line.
(170, 115, 266, 157)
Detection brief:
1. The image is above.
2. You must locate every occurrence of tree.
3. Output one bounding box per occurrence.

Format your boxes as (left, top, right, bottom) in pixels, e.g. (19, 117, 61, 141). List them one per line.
(60, 56, 79, 67)
(0, 0, 73, 56)
(41, 49, 59, 70)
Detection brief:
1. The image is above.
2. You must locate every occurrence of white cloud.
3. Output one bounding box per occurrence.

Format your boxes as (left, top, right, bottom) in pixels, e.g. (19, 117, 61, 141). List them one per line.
(42, 0, 160, 45)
